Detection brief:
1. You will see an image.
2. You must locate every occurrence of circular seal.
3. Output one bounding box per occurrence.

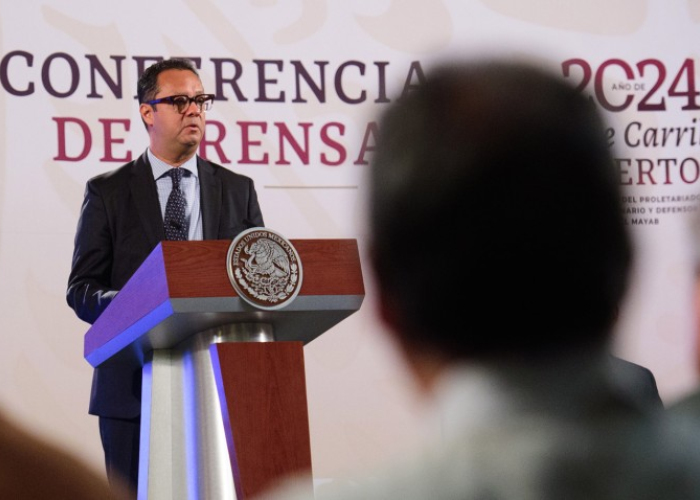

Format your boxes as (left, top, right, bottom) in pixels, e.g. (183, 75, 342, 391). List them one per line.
(226, 227, 303, 310)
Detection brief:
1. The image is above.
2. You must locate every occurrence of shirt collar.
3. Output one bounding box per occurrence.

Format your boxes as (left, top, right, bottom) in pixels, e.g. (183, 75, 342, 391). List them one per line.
(148, 149, 199, 180)
(428, 347, 614, 439)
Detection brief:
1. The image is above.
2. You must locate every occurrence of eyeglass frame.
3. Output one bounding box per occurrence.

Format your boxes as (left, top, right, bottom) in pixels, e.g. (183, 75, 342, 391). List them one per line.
(145, 94, 215, 114)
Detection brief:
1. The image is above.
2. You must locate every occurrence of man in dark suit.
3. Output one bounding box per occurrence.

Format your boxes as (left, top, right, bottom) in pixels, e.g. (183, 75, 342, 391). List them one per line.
(668, 212, 700, 418)
(66, 58, 264, 496)
(610, 356, 664, 410)
(608, 307, 664, 411)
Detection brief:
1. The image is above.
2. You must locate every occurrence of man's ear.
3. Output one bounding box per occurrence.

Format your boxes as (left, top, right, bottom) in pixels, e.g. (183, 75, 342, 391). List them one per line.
(376, 282, 404, 335)
(376, 281, 446, 394)
(369, 243, 400, 332)
(139, 103, 154, 128)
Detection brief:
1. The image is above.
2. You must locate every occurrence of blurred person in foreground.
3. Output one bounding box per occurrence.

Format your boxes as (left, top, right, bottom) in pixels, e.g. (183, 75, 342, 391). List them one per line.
(257, 59, 700, 499)
(668, 210, 700, 417)
(610, 355, 663, 410)
(609, 303, 663, 410)
(0, 410, 129, 499)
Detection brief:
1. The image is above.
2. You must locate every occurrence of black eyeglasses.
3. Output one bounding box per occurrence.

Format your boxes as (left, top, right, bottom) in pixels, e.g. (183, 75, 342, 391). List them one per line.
(146, 94, 215, 114)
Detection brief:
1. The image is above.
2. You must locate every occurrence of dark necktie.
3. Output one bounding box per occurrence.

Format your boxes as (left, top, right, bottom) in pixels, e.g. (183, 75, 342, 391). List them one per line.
(164, 168, 188, 241)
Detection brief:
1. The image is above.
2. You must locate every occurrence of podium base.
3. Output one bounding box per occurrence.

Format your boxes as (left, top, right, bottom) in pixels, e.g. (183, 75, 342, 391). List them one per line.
(139, 323, 296, 500)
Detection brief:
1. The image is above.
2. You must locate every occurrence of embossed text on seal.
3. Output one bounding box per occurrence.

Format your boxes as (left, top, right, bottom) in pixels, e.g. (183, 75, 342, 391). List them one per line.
(226, 227, 303, 310)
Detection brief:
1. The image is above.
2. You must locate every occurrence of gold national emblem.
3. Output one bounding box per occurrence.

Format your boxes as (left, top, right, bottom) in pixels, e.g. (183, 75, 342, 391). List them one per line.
(226, 228, 303, 310)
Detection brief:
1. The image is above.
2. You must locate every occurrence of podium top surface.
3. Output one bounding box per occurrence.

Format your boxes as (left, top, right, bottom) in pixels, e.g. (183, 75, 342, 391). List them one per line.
(84, 239, 364, 367)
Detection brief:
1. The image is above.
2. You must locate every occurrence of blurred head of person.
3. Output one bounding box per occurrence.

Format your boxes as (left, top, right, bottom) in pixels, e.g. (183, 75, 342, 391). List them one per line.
(368, 59, 631, 382)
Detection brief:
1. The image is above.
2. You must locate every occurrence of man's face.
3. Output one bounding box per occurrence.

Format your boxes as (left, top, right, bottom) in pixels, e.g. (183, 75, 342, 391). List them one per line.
(139, 68, 206, 162)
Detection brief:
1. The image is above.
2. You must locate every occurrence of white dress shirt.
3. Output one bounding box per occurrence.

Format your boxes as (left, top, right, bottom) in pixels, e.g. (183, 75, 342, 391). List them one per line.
(148, 149, 203, 241)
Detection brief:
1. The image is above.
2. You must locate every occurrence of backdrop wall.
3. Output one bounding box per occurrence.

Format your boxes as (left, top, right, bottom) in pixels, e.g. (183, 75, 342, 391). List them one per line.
(0, 0, 697, 481)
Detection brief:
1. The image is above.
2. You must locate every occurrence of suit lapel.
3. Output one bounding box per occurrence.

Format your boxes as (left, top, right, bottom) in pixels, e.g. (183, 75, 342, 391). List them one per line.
(130, 150, 165, 246)
(198, 157, 222, 239)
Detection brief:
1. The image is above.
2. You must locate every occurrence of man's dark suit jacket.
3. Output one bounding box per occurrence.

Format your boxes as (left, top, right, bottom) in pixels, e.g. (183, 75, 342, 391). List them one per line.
(610, 356, 664, 411)
(67, 150, 264, 419)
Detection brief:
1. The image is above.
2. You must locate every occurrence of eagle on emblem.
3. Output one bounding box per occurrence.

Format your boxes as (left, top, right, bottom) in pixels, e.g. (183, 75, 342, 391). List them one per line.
(244, 238, 290, 278)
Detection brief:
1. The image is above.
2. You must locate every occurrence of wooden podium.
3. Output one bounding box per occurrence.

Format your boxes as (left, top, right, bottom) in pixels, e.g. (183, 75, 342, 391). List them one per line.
(83, 239, 364, 500)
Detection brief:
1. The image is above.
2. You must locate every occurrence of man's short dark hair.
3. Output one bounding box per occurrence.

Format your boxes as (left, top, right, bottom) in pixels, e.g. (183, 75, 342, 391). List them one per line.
(369, 60, 631, 360)
(137, 58, 199, 103)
